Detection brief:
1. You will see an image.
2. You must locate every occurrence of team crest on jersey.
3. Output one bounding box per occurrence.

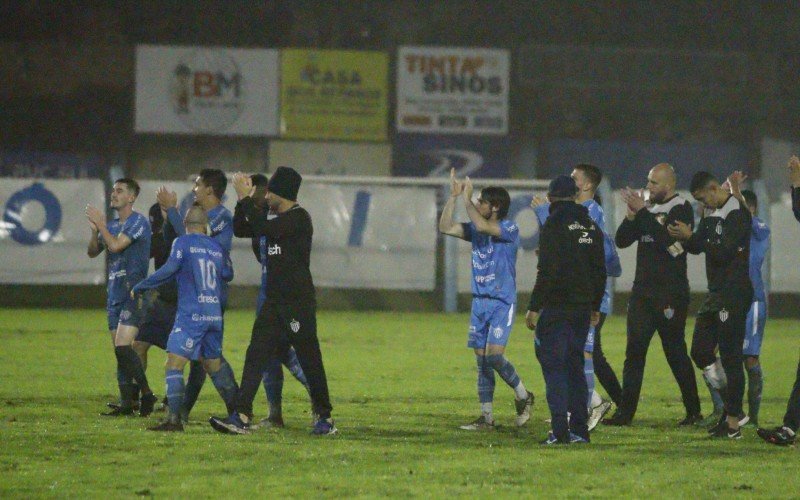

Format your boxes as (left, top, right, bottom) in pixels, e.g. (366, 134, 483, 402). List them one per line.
(719, 308, 729, 322)
(664, 306, 674, 320)
(290, 319, 300, 333)
(715, 222, 723, 235)
(185, 338, 194, 349)
(493, 327, 503, 339)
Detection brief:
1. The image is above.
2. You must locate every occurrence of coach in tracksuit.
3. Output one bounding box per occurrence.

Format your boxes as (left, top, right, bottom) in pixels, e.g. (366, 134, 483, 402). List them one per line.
(668, 171, 752, 439)
(526, 175, 606, 444)
(604, 163, 701, 426)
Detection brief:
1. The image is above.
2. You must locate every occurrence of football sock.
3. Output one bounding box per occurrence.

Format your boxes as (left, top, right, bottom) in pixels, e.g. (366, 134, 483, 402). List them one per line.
(131, 383, 141, 404)
(590, 390, 603, 409)
(116, 366, 134, 408)
(262, 357, 284, 417)
(165, 369, 184, 423)
(209, 358, 239, 415)
(115, 345, 151, 394)
(181, 360, 206, 416)
(481, 402, 493, 422)
(746, 364, 763, 422)
(476, 354, 495, 405)
(584, 357, 595, 408)
(702, 359, 726, 412)
(282, 347, 309, 391)
(485, 354, 526, 399)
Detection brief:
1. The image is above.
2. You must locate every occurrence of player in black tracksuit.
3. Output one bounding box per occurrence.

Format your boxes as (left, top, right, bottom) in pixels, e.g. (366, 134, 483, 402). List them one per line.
(605, 164, 701, 426)
(757, 156, 800, 445)
(668, 171, 752, 439)
(211, 167, 336, 436)
(526, 176, 606, 444)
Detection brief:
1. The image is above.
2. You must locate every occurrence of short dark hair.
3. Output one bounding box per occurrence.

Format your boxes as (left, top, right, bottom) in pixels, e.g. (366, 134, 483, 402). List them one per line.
(690, 171, 717, 193)
(481, 186, 511, 219)
(741, 189, 757, 209)
(199, 168, 227, 200)
(114, 178, 140, 197)
(251, 173, 269, 187)
(574, 164, 602, 189)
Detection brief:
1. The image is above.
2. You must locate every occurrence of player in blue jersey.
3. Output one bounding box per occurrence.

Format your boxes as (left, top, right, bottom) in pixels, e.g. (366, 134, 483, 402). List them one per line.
(740, 189, 770, 427)
(532, 165, 622, 430)
(86, 178, 158, 417)
(132, 205, 235, 431)
(233, 174, 310, 429)
(155, 169, 238, 421)
(439, 168, 534, 430)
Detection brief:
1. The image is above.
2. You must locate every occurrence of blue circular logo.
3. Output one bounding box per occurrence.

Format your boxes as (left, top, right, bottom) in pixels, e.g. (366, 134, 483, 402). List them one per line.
(3, 183, 62, 245)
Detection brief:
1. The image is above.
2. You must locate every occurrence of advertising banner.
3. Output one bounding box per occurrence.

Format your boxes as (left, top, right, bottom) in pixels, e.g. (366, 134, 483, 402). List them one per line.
(280, 49, 388, 141)
(0, 151, 103, 179)
(397, 46, 509, 135)
(0, 179, 106, 284)
(269, 141, 391, 176)
(393, 134, 510, 178)
(138, 180, 436, 290)
(135, 45, 280, 136)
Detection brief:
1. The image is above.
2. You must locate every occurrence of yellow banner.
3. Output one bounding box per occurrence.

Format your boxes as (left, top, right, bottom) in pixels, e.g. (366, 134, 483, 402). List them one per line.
(280, 49, 388, 141)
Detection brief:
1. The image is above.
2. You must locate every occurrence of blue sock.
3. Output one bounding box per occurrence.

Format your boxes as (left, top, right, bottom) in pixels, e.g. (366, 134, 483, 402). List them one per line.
(747, 364, 763, 423)
(209, 358, 238, 415)
(486, 354, 521, 390)
(584, 357, 595, 408)
(282, 347, 309, 390)
(476, 355, 495, 404)
(166, 369, 185, 422)
(261, 358, 284, 417)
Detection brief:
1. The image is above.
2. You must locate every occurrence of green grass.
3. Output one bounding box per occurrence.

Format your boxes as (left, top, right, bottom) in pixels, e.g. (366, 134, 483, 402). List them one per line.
(1, 309, 799, 498)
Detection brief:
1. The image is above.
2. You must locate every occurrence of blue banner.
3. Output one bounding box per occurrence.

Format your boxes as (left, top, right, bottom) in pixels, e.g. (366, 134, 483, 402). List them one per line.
(0, 151, 104, 179)
(392, 134, 510, 178)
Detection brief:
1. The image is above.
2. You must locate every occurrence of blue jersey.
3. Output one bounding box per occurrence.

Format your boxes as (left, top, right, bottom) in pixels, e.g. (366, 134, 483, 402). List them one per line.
(104, 211, 151, 306)
(133, 233, 233, 334)
(749, 216, 770, 302)
(461, 219, 519, 305)
(535, 199, 621, 313)
(167, 204, 233, 252)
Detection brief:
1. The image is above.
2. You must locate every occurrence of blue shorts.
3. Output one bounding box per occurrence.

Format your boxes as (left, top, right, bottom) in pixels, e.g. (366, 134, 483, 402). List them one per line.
(467, 298, 515, 349)
(106, 295, 145, 331)
(584, 325, 595, 353)
(743, 301, 767, 357)
(167, 326, 223, 361)
(136, 299, 177, 350)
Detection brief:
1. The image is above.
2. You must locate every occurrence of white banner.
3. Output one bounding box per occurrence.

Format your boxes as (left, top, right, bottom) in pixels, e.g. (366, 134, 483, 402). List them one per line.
(397, 46, 509, 135)
(135, 45, 279, 136)
(137, 180, 437, 291)
(0, 179, 106, 284)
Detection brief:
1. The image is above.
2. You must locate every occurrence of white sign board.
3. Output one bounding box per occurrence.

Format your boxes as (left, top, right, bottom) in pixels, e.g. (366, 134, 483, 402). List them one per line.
(135, 45, 280, 136)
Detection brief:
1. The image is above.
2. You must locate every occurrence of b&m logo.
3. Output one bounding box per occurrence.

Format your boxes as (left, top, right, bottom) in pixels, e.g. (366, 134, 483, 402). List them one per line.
(170, 51, 244, 133)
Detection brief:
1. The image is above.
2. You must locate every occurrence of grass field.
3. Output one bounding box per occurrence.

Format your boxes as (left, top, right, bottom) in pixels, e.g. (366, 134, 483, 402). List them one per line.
(1, 308, 799, 498)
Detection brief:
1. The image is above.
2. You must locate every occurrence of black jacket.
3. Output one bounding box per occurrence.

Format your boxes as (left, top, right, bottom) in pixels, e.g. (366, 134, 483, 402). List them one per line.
(233, 200, 263, 262)
(793, 186, 800, 223)
(615, 194, 692, 301)
(238, 197, 316, 306)
(528, 201, 606, 312)
(684, 195, 752, 298)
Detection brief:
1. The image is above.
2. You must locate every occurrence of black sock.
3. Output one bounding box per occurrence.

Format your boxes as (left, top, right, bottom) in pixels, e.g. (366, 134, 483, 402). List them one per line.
(115, 345, 151, 394)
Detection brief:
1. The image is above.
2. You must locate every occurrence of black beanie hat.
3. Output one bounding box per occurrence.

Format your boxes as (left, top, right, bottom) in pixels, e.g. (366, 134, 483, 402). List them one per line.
(267, 166, 302, 201)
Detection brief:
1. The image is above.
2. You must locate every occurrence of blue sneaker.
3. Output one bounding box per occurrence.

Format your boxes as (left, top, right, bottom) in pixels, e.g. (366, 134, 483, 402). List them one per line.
(209, 413, 250, 435)
(540, 431, 567, 445)
(569, 432, 590, 444)
(311, 418, 338, 436)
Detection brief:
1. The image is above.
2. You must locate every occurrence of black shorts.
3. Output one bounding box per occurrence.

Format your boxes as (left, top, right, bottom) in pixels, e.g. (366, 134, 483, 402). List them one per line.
(136, 298, 177, 351)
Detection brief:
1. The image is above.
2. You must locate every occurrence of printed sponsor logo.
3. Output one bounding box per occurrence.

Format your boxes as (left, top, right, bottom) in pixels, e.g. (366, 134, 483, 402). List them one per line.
(578, 231, 593, 244)
(197, 294, 220, 304)
(192, 313, 223, 322)
(268, 244, 282, 256)
(474, 273, 496, 284)
(641, 235, 654, 243)
(108, 270, 127, 280)
(568, 222, 588, 231)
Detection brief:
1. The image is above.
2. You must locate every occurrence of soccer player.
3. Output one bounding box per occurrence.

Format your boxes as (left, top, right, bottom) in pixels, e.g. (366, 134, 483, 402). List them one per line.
(757, 155, 800, 446)
(668, 171, 753, 439)
(156, 168, 238, 420)
(232, 173, 310, 428)
(210, 167, 336, 436)
(532, 164, 622, 430)
(438, 169, 533, 431)
(526, 175, 606, 444)
(86, 178, 157, 416)
(604, 163, 701, 426)
(132, 205, 235, 431)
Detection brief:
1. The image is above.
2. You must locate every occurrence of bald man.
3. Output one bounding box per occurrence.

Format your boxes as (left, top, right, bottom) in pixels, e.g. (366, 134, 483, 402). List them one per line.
(604, 164, 702, 426)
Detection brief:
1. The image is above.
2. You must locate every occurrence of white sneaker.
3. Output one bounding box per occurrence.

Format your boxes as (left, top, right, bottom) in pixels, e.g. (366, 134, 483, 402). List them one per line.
(459, 415, 495, 431)
(587, 400, 613, 432)
(514, 391, 535, 427)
